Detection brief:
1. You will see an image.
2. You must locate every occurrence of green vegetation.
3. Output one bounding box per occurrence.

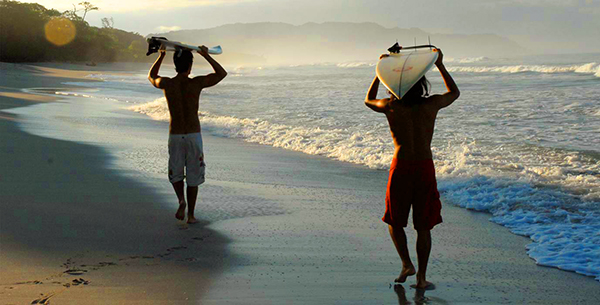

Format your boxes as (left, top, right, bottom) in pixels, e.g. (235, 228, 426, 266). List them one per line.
(0, 0, 149, 63)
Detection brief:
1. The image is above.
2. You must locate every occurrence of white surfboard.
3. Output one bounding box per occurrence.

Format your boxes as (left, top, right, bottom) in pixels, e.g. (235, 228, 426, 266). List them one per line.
(376, 47, 438, 99)
(146, 36, 222, 56)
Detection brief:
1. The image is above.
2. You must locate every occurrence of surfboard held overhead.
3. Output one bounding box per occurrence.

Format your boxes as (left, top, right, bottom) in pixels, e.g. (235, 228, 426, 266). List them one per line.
(146, 36, 223, 56)
(376, 43, 438, 100)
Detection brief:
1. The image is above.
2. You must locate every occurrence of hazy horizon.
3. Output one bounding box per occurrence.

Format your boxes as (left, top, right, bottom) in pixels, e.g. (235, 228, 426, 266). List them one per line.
(29, 0, 600, 55)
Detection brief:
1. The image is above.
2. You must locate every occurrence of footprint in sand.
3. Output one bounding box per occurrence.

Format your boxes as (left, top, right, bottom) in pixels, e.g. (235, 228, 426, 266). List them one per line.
(63, 278, 90, 288)
(31, 293, 54, 304)
(71, 278, 90, 286)
(15, 280, 43, 285)
(63, 268, 87, 275)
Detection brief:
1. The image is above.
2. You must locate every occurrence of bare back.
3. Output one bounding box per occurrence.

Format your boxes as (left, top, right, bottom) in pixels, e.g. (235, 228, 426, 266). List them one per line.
(148, 47, 227, 135)
(160, 75, 202, 134)
(365, 50, 460, 161)
(384, 98, 439, 160)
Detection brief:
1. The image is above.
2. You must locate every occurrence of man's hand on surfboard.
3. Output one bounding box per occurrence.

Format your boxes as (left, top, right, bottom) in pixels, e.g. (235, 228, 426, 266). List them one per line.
(435, 49, 444, 66)
(198, 45, 209, 57)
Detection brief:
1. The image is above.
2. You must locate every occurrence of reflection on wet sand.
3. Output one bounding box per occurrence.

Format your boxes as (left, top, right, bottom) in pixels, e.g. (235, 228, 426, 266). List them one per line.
(393, 284, 449, 305)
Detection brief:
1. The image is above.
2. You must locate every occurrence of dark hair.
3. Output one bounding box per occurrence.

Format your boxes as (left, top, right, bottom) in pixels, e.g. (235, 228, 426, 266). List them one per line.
(401, 76, 430, 103)
(174, 50, 193, 73)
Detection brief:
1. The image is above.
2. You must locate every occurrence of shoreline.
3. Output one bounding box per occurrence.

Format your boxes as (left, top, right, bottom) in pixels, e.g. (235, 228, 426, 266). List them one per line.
(1, 62, 599, 304)
(0, 63, 231, 303)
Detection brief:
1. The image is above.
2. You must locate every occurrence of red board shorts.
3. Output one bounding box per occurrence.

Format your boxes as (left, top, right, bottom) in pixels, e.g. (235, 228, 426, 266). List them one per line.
(382, 158, 442, 231)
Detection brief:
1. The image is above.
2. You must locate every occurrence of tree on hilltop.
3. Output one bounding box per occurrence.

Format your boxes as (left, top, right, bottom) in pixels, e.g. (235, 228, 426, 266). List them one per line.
(101, 17, 114, 29)
(62, 2, 98, 22)
(79, 1, 98, 22)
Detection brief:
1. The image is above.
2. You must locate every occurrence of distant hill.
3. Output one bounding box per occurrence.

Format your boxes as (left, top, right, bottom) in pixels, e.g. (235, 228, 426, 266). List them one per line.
(0, 1, 148, 63)
(151, 22, 525, 66)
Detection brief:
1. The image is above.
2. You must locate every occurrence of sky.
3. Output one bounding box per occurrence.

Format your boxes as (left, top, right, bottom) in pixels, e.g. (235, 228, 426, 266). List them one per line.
(32, 0, 600, 53)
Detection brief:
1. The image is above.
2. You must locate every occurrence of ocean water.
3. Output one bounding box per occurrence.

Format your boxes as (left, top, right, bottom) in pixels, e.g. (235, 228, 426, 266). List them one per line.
(54, 54, 600, 281)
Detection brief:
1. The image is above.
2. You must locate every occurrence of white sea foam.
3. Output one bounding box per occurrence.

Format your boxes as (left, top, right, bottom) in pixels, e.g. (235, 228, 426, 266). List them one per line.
(336, 62, 376, 68)
(436, 141, 600, 280)
(54, 91, 95, 98)
(128, 98, 172, 121)
(445, 56, 489, 63)
(444, 62, 600, 76)
(128, 98, 394, 169)
(442, 175, 600, 280)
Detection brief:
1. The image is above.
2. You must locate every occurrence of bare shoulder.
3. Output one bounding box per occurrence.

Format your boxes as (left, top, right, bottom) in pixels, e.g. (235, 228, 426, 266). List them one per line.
(151, 76, 171, 89)
(192, 75, 208, 88)
(365, 97, 391, 113)
(424, 94, 444, 104)
(424, 94, 455, 110)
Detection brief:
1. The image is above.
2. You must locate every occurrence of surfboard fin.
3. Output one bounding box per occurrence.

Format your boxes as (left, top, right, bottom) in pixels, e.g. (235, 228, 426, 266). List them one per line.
(388, 42, 402, 54)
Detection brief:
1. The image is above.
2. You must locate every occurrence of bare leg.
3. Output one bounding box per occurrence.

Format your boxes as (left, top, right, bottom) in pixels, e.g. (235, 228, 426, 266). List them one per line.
(172, 181, 186, 220)
(186, 186, 199, 224)
(389, 225, 416, 282)
(414, 229, 434, 290)
(392, 284, 408, 305)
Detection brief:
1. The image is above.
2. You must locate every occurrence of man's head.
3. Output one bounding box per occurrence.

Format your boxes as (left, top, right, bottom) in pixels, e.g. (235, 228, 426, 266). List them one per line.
(174, 50, 193, 74)
(396, 76, 430, 102)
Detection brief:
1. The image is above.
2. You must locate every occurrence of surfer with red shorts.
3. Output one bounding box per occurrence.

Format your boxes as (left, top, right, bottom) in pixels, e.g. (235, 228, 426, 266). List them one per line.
(365, 49, 459, 290)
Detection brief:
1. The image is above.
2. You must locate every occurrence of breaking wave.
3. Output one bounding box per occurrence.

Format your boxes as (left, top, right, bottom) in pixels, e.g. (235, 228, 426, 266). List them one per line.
(336, 62, 377, 68)
(444, 62, 600, 77)
(445, 56, 489, 63)
(128, 97, 393, 169)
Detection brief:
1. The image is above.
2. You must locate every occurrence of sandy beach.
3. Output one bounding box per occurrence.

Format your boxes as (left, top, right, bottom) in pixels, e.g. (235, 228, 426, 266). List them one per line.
(0, 63, 229, 304)
(1, 62, 599, 304)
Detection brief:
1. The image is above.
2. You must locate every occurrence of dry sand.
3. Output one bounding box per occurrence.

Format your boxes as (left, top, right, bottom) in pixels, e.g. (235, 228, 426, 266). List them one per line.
(1, 63, 599, 304)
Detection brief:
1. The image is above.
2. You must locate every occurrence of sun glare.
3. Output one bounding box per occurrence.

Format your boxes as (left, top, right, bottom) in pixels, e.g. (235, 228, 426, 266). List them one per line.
(45, 18, 76, 46)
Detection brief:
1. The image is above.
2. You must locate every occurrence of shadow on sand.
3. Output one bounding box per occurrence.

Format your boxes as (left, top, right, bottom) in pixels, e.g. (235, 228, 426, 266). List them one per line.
(0, 95, 232, 302)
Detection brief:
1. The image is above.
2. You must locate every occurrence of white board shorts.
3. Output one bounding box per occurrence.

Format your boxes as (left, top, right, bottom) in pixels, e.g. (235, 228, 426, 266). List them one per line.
(168, 132, 206, 187)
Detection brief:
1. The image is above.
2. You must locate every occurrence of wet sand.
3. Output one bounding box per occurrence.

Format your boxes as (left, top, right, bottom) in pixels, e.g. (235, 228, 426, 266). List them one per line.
(0, 63, 229, 304)
(1, 62, 599, 304)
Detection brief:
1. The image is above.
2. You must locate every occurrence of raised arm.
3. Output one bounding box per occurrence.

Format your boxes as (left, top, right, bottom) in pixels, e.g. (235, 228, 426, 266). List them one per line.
(431, 49, 460, 109)
(364, 75, 390, 113)
(194, 46, 227, 88)
(148, 49, 168, 89)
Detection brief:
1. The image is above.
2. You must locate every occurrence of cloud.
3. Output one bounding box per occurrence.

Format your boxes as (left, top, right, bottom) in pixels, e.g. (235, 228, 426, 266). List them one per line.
(155, 25, 182, 32)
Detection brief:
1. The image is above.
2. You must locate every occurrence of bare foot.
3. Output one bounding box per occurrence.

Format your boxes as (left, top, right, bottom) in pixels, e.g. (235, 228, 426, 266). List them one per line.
(410, 274, 435, 290)
(187, 215, 199, 224)
(175, 201, 186, 220)
(394, 265, 416, 283)
(410, 281, 435, 290)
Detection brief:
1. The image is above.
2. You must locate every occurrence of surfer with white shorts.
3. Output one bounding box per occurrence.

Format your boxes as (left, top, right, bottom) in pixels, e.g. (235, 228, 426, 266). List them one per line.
(365, 49, 459, 290)
(148, 45, 227, 223)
